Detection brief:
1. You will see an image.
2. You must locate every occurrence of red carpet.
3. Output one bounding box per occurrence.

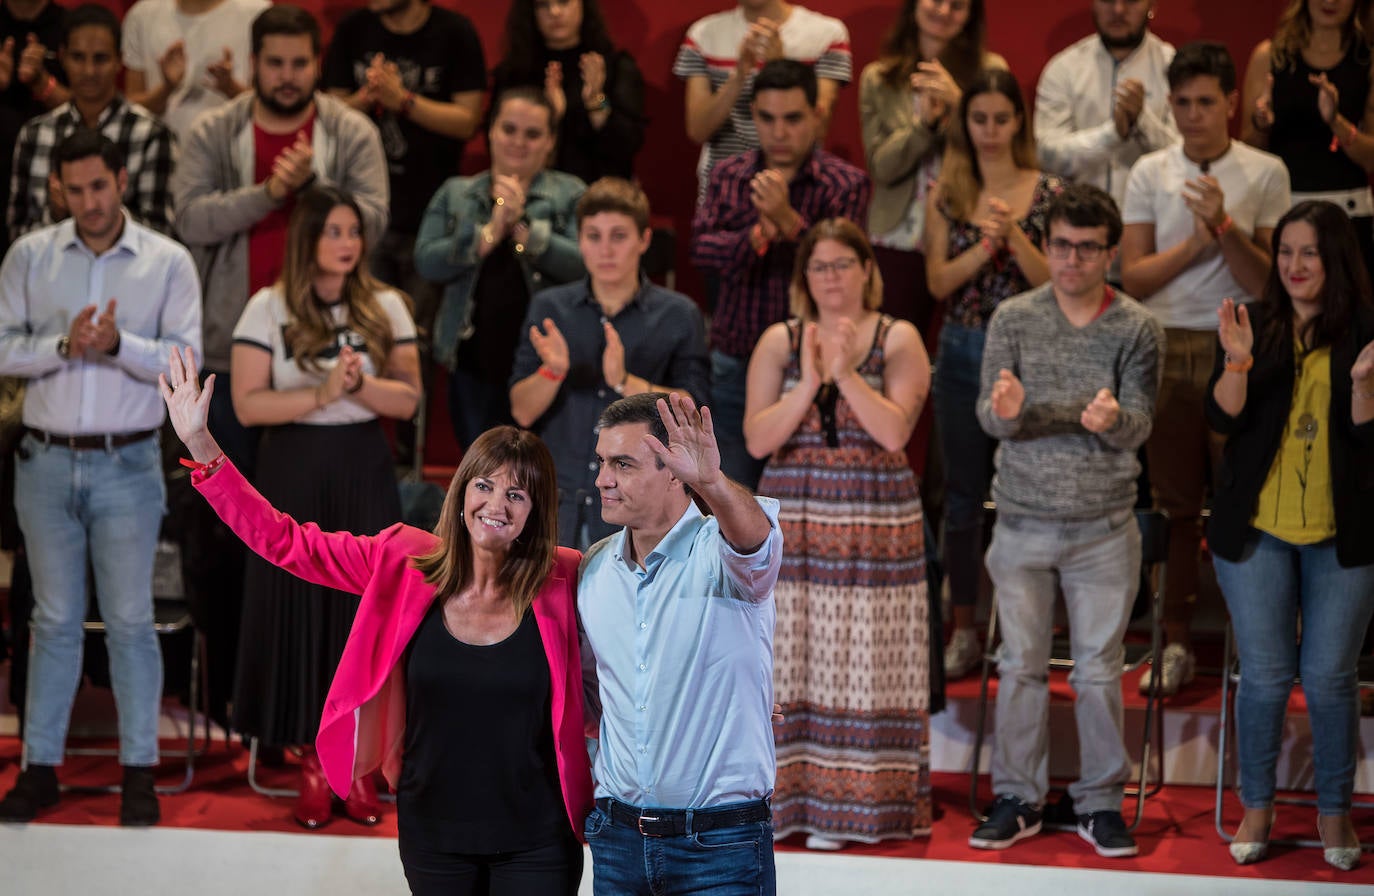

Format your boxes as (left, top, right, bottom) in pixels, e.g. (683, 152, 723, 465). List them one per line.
(1, 734, 1367, 887)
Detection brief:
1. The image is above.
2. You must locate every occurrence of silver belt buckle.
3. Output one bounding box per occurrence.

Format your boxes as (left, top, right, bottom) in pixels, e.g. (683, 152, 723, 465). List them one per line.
(637, 813, 661, 836)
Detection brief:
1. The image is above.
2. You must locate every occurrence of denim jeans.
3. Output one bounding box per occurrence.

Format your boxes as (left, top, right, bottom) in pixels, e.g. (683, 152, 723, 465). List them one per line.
(932, 322, 995, 610)
(710, 351, 765, 492)
(585, 803, 776, 896)
(14, 432, 166, 767)
(985, 509, 1140, 813)
(1212, 532, 1374, 814)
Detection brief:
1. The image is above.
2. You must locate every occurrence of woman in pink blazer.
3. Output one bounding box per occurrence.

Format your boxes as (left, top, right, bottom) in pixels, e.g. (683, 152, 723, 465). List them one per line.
(161, 347, 593, 895)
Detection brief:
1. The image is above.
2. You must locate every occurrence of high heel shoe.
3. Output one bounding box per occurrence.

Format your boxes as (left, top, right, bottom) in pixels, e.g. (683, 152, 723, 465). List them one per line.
(344, 773, 382, 826)
(1319, 818, 1361, 871)
(1228, 809, 1273, 865)
(293, 749, 333, 830)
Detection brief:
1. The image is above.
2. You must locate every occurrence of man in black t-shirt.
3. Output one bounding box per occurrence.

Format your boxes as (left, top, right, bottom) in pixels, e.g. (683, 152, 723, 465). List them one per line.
(0, 0, 67, 252)
(322, 0, 485, 342)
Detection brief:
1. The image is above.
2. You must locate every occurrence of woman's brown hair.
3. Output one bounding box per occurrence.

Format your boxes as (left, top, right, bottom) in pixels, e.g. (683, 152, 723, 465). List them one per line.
(875, 0, 988, 90)
(789, 218, 884, 321)
(1271, 0, 1371, 70)
(938, 68, 1037, 222)
(278, 186, 406, 373)
(412, 426, 560, 619)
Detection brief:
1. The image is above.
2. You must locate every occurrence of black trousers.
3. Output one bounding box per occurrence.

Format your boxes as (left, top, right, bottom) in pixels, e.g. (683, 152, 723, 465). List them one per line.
(399, 829, 583, 896)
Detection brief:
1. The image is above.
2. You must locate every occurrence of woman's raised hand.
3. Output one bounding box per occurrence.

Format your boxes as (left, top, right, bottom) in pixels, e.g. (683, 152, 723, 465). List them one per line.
(798, 321, 822, 391)
(1353, 339, 1374, 388)
(158, 346, 220, 462)
(1217, 298, 1253, 363)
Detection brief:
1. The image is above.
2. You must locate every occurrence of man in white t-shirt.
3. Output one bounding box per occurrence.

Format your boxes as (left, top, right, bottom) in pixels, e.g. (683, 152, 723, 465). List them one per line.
(1120, 40, 1290, 697)
(673, 0, 850, 200)
(122, 0, 269, 142)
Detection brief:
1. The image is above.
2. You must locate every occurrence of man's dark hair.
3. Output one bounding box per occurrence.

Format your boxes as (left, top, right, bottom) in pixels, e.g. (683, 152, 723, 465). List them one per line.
(1167, 40, 1236, 94)
(1046, 183, 1123, 247)
(597, 393, 669, 466)
(62, 3, 120, 54)
(52, 129, 125, 177)
(752, 59, 818, 107)
(251, 4, 320, 56)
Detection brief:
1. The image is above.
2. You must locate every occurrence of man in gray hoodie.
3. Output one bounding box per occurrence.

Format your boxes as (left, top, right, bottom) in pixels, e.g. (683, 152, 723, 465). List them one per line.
(969, 183, 1162, 860)
(171, 3, 386, 470)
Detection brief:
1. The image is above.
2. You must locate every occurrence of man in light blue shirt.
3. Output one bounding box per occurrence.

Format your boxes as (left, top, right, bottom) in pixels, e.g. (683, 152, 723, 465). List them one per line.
(0, 129, 201, 827)
(579, 391, 782, 895)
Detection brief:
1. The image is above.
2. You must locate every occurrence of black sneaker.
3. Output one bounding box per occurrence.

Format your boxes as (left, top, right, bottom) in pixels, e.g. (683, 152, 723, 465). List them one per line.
(0, 764, 60, 823)
(1077, 810, 1138, 858)
(969, 794, 1043, 850)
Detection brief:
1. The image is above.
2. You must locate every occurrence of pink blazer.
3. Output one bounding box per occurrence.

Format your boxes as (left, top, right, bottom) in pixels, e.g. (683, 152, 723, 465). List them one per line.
(193, 461, 594, 838)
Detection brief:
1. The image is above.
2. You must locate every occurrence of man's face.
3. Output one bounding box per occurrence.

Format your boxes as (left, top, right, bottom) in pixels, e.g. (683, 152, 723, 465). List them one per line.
(253, 34, 318, 118)
(579, 211, 651, 289)
(752, 88, 818, 170)
(594, 422, 681, 533)
(60, 155, 127, 248)
(1093, 0, 1154, 51)
(1045, 220, 1116, 300)
(60, 25, 119, 108)
(1168, 75, 1235, 147)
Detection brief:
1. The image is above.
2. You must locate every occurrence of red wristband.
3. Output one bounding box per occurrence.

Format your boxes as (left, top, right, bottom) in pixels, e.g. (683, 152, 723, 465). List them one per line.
(34, 75, 55, 102)
(1212, 215, 1234, 238)
(180, 452, 227, 475)
(537, 365, 566, 382)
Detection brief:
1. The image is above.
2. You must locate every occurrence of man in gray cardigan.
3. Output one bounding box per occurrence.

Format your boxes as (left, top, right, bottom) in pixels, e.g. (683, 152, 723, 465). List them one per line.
(968, 184, 1163, 860)
(171, 4, 387, 470)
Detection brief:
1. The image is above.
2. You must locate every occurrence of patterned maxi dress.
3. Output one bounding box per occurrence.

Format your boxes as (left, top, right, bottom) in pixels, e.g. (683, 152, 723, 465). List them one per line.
(763, 315, 931, 841)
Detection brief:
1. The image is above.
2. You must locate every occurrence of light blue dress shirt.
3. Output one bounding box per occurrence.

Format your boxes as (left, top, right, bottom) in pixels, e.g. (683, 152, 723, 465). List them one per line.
(0, 214, 202, 434)
(579, 496, 783, 809)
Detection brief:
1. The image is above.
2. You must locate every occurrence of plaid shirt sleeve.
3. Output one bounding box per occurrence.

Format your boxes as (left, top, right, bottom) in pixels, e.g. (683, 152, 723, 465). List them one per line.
(8, 117, 59, 239)
(690, 157, 757, 279)
(119, 110, 176, 235)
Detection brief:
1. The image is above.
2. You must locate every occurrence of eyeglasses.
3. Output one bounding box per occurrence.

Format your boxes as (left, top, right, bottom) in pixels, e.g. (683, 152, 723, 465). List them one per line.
(805, 256, 862, 276)
(1046, 238, 1110, 260)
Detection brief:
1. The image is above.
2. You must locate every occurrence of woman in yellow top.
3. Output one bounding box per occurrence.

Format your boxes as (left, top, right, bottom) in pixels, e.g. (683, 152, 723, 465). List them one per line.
(1206, 199, 1374, 871)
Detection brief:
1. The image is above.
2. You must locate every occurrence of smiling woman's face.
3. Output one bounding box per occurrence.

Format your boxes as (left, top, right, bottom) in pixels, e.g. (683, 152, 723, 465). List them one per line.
(462, 466, 533, 553)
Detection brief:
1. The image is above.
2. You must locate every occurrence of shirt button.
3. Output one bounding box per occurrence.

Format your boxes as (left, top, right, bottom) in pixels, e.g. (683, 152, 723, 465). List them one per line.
(638, 663, 647, 671)
(639, 747, 646, 753)
(638, 621, 647, 630)
(588, 460, 598, 471)
(638, 705, 646, 712)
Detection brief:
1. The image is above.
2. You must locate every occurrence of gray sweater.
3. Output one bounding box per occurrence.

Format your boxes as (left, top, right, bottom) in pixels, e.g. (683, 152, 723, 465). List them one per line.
(976, 283, 1164, 519)
(171, 92, 388, 371)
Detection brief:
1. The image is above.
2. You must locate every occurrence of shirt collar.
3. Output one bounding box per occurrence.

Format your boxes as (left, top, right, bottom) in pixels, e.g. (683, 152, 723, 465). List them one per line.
(576, 275, 652, 313)
(751, 147, 821, 183)
(58, 94, 127, 131)
(611, 498, 704, 569)
(60, 209, 139, 257)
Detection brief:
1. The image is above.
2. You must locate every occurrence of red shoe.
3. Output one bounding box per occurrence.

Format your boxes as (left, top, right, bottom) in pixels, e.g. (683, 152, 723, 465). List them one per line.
(344, 773, 382, 826)
(293, 749, 333, 830)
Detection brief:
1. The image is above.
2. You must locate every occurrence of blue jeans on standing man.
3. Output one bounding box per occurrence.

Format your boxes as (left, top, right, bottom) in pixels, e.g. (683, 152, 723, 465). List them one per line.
(932, 322, 996, 612)
(1212, 531, 1374, 814)
(710, 350, 765, 492)
(585, 800, 776, 895)
(14, 432, 166, 767)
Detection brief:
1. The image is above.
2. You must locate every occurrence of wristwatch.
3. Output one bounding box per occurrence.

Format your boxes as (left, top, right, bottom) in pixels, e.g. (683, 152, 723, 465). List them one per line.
(57, 335, 70, 359)
(611, 373, 629, 396)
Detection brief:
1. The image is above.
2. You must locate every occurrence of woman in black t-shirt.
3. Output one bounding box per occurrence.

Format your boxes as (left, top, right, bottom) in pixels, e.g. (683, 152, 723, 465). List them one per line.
(492, 0, 646, 183)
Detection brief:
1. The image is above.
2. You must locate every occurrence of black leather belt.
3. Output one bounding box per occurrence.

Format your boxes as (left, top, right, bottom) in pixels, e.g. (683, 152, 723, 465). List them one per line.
(596, 797, 771, 837)
(25, 427, 157, 450)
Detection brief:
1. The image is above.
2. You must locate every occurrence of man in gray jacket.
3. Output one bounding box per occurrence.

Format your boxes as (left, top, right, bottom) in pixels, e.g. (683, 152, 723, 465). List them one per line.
(171, 3, 387, 470)
(968, 184, 1162, 860)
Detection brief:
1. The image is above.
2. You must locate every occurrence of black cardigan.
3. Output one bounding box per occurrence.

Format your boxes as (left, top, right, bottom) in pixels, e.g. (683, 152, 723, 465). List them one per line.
(1204, 302, 1374, 567)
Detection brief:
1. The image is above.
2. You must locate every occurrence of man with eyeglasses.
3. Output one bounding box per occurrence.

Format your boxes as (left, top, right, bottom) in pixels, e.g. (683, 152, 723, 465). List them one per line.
(971, 183, 1162, 858)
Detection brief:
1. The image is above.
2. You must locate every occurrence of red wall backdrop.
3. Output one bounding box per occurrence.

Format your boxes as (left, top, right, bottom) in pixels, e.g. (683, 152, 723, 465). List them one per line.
(96, 0, 1291, 292)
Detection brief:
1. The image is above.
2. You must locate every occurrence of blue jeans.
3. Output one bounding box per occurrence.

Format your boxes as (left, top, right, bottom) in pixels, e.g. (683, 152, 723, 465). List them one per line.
(1213, 532, 1374, 814)
(710, 351, 764, 492)
(932, 323, 995, 610)
(585, 803, 775, 896)
(985, 509, 1140, 813)
(14, 432, 166, 767)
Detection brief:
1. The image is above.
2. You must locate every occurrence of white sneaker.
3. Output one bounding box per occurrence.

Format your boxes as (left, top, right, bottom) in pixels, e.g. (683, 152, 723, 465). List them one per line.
(944, 628, 983, 680)
(805, 834, 846, 851)
(1139, 643, 1195, 697)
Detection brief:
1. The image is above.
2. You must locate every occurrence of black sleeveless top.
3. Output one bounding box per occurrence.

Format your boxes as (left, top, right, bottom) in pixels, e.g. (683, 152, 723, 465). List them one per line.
(397, 601, 566, 853)
(1270, 41, 1372, 194)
